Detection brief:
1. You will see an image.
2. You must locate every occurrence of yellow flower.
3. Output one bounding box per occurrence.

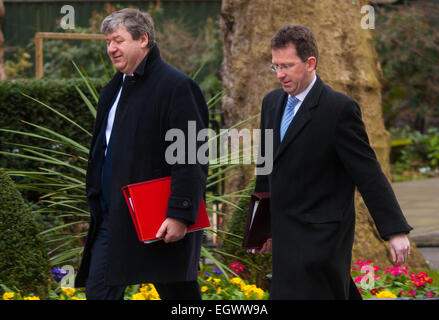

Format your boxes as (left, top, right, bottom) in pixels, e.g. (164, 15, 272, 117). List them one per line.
(229, 277, 265, 299)
(135, 284, 161, 300)
(61, 287, 76, 296)
(216, 287, 222, 294)
(230, 277, 244, 286)
(201, 286, 208, 293)
(23, 296, 40, 300)
(241, 284, 265, 299)
(148, 292, 161, 300)
(3, 292, 15, 300)
(252, 288, 265, 299)
(132, 292, 146, 300)
(376, 290, 397, 299)
(230, 277, 248, 291)
(71, 296, 86, 300)
(213, 278, 221, 285)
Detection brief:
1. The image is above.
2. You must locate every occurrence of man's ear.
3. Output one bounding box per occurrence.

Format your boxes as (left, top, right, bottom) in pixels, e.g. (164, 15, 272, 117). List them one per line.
(139, 33, 149, 48)
(307, 57, 317, 72)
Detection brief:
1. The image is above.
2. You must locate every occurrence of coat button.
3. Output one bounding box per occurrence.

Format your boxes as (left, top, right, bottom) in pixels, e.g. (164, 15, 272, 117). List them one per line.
(182, 200, 189, 207)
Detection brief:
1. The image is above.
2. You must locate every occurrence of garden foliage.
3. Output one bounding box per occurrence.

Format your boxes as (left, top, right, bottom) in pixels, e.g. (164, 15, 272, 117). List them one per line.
(374, 3, 439, 131)
(390, 126, 439, 180)
(0, 169, 51, 298)
(0, 78, 106, 176)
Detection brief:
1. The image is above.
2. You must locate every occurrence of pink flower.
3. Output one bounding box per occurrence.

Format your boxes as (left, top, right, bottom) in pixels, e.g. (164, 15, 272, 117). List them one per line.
(354, 260, 364, 266)
(409, 271, 433, 288)
(370, 289, 379, 295)
(229, 261, 245, 274)
(385, 265, 408, 276)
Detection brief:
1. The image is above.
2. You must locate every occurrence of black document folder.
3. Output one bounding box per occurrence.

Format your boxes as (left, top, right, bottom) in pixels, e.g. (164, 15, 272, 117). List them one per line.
(242, 192, 271, 249)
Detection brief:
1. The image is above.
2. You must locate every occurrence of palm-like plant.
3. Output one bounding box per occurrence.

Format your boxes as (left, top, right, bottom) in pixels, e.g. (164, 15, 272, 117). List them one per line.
(0, 62, 262, 280)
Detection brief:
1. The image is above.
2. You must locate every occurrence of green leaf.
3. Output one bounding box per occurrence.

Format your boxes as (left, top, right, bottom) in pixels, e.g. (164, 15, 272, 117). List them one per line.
(20, 92, 92, 137)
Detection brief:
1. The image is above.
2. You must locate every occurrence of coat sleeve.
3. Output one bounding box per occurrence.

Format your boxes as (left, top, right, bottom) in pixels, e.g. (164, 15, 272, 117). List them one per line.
(165, 77, 209, 225)
(334, 100, 412, 240)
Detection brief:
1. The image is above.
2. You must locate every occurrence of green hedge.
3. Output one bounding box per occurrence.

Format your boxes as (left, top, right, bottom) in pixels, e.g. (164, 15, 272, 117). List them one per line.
(0, 78, 106, 197)
(0, 169, 52, 298)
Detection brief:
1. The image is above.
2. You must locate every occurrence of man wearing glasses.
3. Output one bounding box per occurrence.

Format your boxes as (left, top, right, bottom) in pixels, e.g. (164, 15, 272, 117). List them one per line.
(254, 24, 412, 299)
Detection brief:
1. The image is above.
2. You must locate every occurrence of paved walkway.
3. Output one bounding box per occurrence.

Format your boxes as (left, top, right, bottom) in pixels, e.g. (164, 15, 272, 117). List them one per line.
(393, 177, 439, 269)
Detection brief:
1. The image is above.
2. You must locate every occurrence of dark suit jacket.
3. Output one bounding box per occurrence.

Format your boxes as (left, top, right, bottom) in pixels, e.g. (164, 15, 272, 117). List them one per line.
(75, 45, 209, 287)
(255, 75, 412, 299)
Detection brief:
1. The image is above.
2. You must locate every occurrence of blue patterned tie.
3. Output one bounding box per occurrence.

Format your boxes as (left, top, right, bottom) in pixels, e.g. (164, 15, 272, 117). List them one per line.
(280, 95, 300, 142)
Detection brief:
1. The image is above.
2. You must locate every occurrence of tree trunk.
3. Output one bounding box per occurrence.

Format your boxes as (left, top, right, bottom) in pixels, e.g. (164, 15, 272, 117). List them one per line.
(220, 0, 427, 269)
(0, 0, 6, 80)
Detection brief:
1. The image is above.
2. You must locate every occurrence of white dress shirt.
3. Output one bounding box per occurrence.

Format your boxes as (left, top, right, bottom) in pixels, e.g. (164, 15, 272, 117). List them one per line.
(104, 74, 125, 155)
(290, 74, 317, 116)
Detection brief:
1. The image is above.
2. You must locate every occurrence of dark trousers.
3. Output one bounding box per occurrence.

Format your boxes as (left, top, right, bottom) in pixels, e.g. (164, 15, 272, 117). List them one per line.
(85, 215, 201, 300)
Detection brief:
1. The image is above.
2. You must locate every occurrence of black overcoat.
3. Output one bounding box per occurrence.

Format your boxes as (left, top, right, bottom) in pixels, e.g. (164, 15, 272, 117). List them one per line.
(75, 45, 209, 287)
(255, 76, 412, 299)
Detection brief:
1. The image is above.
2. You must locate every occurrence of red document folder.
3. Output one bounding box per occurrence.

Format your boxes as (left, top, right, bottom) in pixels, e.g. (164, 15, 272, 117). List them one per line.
(122, 176, 210, 243)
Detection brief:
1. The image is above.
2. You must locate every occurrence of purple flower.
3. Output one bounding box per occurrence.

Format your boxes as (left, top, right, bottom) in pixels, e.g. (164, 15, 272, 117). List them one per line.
(50, 267, 68, 282)
(212, 268, 223, 275)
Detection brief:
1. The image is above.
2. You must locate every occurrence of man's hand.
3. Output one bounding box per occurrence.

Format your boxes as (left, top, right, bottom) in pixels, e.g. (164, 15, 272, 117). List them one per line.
(247, 238, 272, 254)
(260, 238, 272, 254)
(156, 218, 188, 243)
(388, 234, 411, 264)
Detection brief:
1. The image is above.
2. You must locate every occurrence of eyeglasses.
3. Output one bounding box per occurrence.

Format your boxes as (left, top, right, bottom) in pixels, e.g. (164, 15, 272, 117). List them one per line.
(270, 58, 309, 73)
(270, 63, 295, 73)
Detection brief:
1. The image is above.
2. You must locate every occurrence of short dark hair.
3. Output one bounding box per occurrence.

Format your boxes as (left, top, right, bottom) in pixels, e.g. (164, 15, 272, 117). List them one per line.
(101, 8, 155, 48)
(271, 24, 318, 67)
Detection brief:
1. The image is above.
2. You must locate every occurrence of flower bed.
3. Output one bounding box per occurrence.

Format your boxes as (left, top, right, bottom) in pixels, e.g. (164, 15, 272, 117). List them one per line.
(1, 261, 268, 300)
(198, 261, 268, 300)
(351, 260, 439, 299)
(3, 260, 437, 300)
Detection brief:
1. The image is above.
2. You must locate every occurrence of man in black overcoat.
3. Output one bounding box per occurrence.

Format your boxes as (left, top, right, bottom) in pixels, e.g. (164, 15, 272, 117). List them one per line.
(74, 8, 209, 300)
(254, 24, 412, 299)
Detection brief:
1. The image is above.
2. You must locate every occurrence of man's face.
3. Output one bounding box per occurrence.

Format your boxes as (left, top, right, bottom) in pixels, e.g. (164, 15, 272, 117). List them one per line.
(105, 25, 149, 75)
(271, 43, 316, 96)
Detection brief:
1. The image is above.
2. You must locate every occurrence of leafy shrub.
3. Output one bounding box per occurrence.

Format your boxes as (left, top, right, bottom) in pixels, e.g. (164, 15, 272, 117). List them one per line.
(390, 126, 439, 180)
(374, 3, 439, 131)
(0, 169, 51, 298)
(0, 77, 105, 180)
